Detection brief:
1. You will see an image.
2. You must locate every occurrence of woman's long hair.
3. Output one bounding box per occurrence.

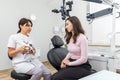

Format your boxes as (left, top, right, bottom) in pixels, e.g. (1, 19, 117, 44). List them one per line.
(17, 18, 33, 33)
(65, 16, 85, 44)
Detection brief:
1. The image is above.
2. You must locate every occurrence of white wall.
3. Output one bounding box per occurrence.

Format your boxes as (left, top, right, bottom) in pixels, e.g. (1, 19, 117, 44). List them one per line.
(89, 1, 120, 45)
(89, 3, 113, 44)
(0, 0, 60, 70)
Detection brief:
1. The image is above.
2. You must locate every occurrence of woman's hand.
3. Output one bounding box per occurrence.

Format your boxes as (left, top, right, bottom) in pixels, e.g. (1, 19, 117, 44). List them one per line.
(62, 59, 70, 65)
(17, 46, 30, 54)
(60, 61, 66, 68)
(8, 45, 36, 57)
(29, 48, 36, 54)
(8, 45, 28, 57)
(60, 59, 70, 68)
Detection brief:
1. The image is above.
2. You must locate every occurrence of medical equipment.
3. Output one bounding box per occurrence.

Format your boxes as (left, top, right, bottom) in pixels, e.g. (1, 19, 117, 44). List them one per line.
(52, 0, 73, 20)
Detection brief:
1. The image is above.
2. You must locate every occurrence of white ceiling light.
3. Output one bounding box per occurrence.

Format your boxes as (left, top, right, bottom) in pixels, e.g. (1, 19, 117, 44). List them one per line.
(30, 14, 36, 21)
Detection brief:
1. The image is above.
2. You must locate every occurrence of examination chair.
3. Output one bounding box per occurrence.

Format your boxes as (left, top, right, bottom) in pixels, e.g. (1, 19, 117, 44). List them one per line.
(8, 54, 31, 80)
(47, 35, 68, 70)
(47, 35, 97, 74)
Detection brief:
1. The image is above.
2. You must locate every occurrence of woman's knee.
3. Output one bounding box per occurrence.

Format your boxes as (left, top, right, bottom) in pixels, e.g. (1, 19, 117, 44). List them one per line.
(47, 71, 51, 75)
(50, 73, 62, 80)
(32, 67, 43, 75)
(50, 75, 57, 80)
(44, 71, 51, 77)
(41, 65, 51, 75)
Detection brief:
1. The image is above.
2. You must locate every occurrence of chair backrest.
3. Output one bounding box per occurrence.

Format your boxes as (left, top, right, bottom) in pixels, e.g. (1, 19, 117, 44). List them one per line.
(47, 35, 68, 70)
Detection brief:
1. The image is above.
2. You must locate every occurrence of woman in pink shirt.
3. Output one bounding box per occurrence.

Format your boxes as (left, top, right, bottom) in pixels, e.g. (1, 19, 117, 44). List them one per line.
(51, 16, 91, 80)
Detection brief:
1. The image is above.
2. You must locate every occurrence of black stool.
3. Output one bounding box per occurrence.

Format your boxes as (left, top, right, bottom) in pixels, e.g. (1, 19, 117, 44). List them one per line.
(11, 70, 31, 80)
(8, 54, 32, 80)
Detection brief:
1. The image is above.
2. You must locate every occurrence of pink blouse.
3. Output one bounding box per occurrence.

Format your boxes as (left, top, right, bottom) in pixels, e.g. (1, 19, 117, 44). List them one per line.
(64, 34, 88, 66)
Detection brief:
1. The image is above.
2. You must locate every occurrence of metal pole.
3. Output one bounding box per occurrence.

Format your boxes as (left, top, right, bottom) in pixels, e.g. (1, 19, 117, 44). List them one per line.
(109, 3, 116, 72)
(110, 4, 116, 56)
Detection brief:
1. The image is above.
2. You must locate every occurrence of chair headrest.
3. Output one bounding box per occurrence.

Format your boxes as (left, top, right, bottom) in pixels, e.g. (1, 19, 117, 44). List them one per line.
(51, 35, 64, 48)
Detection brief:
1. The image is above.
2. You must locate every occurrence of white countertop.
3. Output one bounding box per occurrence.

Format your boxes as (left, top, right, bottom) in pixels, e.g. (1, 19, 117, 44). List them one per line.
(79, 70, 120, 80)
